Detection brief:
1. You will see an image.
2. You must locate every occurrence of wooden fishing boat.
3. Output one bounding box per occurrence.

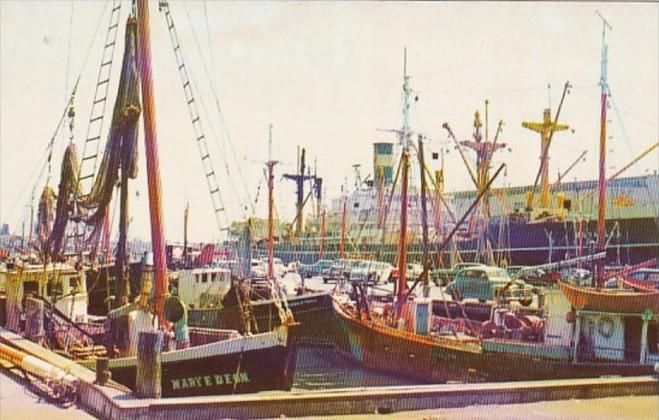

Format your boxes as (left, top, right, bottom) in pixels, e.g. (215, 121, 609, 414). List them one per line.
(330, 41, 658, 384)
(559, 281, 659, 314)
(80, 323, 299, 398)
(187, 288, 333, 344)
(0, 1, 304, 399)
(332, 295, 656, 383)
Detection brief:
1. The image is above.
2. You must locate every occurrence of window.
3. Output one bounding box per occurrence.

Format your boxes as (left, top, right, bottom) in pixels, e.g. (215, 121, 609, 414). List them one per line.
(202, 273, 208, 283)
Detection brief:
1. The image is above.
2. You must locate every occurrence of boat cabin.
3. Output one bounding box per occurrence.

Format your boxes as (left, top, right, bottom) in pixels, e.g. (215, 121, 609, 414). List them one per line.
(177, 266, 231, 309)
(3, 263, 88, 332)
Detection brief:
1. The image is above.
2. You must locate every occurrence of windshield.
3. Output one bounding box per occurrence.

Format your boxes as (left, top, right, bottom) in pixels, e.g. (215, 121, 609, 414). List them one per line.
(489, 269, 510, 279)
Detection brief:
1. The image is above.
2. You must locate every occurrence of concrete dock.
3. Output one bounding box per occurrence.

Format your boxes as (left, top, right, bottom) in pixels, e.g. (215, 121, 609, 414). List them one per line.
(1, 326, 658, 419)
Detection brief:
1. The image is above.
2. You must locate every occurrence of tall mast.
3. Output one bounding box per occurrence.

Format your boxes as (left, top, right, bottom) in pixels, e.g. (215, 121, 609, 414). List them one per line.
(267, 124, 277, 280)
(401, 47, 411, 145)
(418, 135, 430, 298)
(319, 209, 326, 260)
(183, 201, 189, 264)
(136, 0, 168, 324)
(596, 11, 612, 285)
(339, 195, 347, 259)
(396, 147, 410, 316)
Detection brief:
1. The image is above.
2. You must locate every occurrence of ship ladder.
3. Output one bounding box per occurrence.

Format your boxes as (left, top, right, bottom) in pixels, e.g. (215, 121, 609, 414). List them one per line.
(67, 0, 124, 253)
(160, 1, 229, 236)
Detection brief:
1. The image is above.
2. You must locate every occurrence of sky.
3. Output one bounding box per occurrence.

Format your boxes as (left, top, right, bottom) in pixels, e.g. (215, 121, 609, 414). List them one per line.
(1, 1, 657, 243)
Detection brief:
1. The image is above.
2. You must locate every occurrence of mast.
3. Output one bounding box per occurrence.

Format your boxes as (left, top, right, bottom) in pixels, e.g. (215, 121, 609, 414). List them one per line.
(319, 209, 326, 260)
(522, 82, 571, 210)
(136, 0, 168, 324)
(339, 196, 347, 259)
(418, 135, 430, 298)
(183, 202, 189, 265)
(266, 124, 277, 280)
(396, 147, 410, 316)
(401, 47, 411, 143)
(596, 11, 612, 285)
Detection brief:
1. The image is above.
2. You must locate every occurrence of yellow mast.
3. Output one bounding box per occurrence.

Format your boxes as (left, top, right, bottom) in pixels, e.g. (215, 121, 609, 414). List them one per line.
(522, 108, 570, 209)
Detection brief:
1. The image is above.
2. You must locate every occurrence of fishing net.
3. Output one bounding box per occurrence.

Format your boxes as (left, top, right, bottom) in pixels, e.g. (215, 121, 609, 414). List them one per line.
(49, 143, 81, 260)
(47, 17, 141, 260)
(37, 185, 56, 253)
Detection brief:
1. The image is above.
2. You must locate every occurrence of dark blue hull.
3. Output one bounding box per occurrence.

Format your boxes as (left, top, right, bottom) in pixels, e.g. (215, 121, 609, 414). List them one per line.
(269, 216, 658, 266)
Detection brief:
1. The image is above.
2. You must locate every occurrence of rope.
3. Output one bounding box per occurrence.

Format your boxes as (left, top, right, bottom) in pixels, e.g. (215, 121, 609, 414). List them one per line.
(180, 2, 255, 215)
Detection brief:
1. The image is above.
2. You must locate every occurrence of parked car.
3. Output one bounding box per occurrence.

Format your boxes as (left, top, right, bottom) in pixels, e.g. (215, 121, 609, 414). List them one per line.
(445, 266, 534, 305)
(299, 259, 335, 279)
(506, 265, 547, 286)
(323, 259, 361, 283)
(560, 268, 592, 286)
(349, 260, 394, 284)
(389, 263, 425, 283)
(431, 262, 486, 286)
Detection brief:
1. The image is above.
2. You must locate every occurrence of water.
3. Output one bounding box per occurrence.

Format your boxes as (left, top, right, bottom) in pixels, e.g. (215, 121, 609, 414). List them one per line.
(292, 345, 416, 390)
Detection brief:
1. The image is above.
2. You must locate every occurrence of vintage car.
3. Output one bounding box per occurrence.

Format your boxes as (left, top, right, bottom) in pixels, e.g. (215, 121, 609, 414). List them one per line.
(431, 262, 486, 286)
(348, 260, 394, 284)
(445, 265, 534, 306)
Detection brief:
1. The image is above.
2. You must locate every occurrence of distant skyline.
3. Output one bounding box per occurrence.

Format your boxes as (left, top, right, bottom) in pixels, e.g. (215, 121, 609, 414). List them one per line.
(1, 1, 657, 243)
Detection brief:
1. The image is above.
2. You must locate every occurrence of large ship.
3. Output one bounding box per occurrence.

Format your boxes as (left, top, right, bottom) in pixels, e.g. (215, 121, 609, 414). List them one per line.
(255, 46, 658, 267)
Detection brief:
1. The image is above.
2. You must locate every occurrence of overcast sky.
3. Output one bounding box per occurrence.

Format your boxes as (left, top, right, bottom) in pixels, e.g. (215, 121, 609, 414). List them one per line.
(1, 1, 657, 242)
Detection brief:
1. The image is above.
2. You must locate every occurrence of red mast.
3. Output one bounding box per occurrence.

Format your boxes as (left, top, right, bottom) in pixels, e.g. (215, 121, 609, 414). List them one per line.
(596, 12, 612, 285)
(266, 125, 277, 279)
(396, 147, 409, 317)
(136, 0, 168, 324)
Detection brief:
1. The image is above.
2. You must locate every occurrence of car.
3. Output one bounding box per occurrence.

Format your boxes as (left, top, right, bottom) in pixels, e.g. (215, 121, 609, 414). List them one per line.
(431, 262, 486, 286)
(507, 265, 547, 286)
(326, 259, 362, 283)
(349, 260, 394, 284)
(299, 259, 335, 279)
(605, 268, 659, 290)
(445, 266, 534, 305)
(560, 268, 592, 286)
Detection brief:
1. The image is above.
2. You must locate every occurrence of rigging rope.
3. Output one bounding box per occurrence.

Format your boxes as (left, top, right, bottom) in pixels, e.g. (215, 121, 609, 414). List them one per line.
(180, 2, 255, 215)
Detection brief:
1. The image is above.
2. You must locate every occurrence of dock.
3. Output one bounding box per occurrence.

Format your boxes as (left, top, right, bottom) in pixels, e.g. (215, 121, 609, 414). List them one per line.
(1, 324, 657, 419)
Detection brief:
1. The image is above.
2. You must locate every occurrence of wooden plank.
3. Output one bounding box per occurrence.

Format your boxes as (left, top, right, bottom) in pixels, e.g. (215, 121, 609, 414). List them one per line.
(0, 327, 97, 383)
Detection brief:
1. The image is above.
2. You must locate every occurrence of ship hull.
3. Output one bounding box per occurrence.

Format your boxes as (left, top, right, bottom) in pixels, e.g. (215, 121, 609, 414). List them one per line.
(270, 216, 658, 267)
(188, 292, 335, 345)
(331, 298, 654, 383)
(81, 325, 299, 398)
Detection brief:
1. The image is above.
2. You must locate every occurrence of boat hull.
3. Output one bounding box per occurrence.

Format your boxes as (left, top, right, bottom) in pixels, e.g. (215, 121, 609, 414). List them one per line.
(81, 324, 299, 397)
(559, 281, 659, 314)
(188, 292, 334, 345)
(331, 297, 654, 383)
(270, 216, 658, 267)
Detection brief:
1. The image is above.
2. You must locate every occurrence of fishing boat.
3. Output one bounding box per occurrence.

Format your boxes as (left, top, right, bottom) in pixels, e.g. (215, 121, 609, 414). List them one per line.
(331, 31, 659, 383)
(1, 0, 300, 398)
(179, 125, 333, 343)
(559, 280, 659, 314)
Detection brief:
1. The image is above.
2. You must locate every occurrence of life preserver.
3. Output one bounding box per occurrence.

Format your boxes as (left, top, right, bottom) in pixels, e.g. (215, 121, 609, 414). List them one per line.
(598, 316, 614, 338)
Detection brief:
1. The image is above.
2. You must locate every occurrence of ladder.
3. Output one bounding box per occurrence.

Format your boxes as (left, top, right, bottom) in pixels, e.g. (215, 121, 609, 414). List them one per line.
(66, 0, 123, 254)
(78, 0, 123, 192)
(161, 1, 229, 234)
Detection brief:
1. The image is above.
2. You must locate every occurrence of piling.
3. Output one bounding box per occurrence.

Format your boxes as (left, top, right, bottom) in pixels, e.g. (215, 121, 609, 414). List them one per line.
(95, 356, 111, 386)
(135, 331, 163, 399)
(24, 297, 44, 345)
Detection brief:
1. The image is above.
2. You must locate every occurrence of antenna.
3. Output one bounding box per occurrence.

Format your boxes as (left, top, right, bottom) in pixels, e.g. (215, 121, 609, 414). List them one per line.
(268, 123, 273, 162)
(596, 10, 613, 33)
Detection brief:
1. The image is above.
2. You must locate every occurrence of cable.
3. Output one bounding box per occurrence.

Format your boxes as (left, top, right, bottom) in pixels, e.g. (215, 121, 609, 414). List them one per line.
(180, 2, 255, 214)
